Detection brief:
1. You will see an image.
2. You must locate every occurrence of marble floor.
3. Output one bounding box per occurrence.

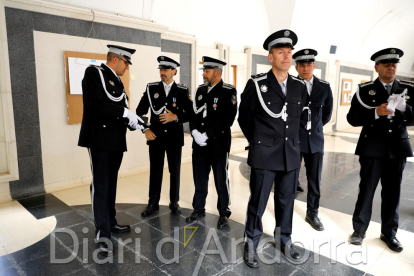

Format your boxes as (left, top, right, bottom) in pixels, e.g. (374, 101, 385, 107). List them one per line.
(0, 129, 413, 275)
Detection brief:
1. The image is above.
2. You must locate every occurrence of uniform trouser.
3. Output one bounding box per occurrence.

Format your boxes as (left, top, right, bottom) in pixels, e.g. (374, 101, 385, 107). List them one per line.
(353, 156, 405, 238)
(192, 152, 231, 218)
(148, 142, 182, 205)
(245, 168, 298, 250)
(301, 151, 324, 217)
(88, 148, 123, 240)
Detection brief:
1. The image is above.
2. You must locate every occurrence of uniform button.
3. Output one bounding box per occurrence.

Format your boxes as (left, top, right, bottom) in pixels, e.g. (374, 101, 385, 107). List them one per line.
(373, 100, 376, 102)
(165, 103, 167, 105)
(285, 102, 288, 106)
(286, 125, 289, 128)
(222, 131, 224, 133)
(268, 102, 271, 105)
(258, 141, 261, 144)
(371, 124, 373, 126)
(298, 102, 301, 104)
(364, 135, 367, 137)
(390, 120, 393, 122)
(202, 123, 204, 126)
(165, 130, 167, 132)
(117, 117, 119, 119)
(309, 132, 311, 135)
(285, 137, 288, 140)
(389, 130, 392, 133)
(113, 91, 115, 94)
(309, 101, 312, 104)
(404, 120, 407, 122)
(103, 125, 106, 128)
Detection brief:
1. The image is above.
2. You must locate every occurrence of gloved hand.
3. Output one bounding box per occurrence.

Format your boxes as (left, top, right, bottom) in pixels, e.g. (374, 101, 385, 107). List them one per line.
(386, 94, 399, 112)
(130, 122, 144, 130)
(191, 130, 207, 147)
(395, 94, 406, 112)
(124, 109, 139, 127)
(200, 132, 208, 143)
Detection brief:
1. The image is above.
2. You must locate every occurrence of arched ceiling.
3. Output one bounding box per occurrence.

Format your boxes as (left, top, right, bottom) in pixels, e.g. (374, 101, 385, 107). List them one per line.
(287, 0, 414, 74)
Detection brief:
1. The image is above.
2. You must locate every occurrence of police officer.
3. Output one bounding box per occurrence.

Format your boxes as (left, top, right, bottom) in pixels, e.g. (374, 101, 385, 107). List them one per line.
(293, 49, 333, 231)
(347, 48, 414, 252)
(136, 56, 193, 218)
(238, 30, 308, 268)
(185, 56, 237, 229)
(78, 45, 143, 256)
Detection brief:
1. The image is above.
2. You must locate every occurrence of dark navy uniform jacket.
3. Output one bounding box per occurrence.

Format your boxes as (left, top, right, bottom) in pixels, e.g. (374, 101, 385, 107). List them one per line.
(347, 78, 414, 158)
(190, 80, 237, 154)
(299, 76, 333, 154)
(238, 70, 309, 172)
(78, 64, 130, 152)
(136, 81, 193, 146)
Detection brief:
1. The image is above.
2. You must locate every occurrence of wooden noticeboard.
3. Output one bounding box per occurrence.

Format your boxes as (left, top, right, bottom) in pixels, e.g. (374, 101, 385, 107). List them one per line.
(64, 51, 131, 125)
(340, 78, 353, 106)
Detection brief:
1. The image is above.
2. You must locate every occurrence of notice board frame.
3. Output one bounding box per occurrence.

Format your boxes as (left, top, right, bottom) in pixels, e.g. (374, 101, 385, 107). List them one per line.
(64, 51, 130, 125)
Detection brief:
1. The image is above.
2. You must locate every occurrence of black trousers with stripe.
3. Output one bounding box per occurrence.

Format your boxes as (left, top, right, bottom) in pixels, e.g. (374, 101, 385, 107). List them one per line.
(245, 168, 298, 250)
(192, 152, 231, 217)
(88, 148, 123, 240)
(148, 142, 182, 205)
(353, 156, 405, 238)
(300, 151, 323, 217)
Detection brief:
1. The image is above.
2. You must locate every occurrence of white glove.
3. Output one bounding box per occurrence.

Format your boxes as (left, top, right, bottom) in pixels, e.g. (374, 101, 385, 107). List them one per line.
(124, 109, 139, 127)
(395, 94, 406, 112)
(386, 94, 399, 112)
(192, 130, 207, 147)
(130, 123, 144, 130)
(200, 132, 208, 143)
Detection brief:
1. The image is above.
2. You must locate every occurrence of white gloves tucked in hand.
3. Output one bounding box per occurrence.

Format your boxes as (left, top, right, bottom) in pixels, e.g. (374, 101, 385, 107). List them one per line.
(192, 129, 208, 147)
(124, 109, 144, 130)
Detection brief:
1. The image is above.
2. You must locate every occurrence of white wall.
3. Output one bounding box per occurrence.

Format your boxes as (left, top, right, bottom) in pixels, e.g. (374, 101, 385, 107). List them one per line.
(152, 0, 270, 52)
(291, 0, 414, 75)
(45, 0, 154, 20)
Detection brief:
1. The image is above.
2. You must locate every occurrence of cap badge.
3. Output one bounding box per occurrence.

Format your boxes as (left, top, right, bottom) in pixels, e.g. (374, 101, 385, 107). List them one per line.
(198, 95, 203, 101)
(154, 93, 159, 99)
(109, 80, 115, 86)
(284, 30, 290, 37)
(369, 90, 376, 96)
(304, 50, 309, 54)
(161, 56, 164, 60)
(260, 85, 268, 93)
(390, 49, 396, 54)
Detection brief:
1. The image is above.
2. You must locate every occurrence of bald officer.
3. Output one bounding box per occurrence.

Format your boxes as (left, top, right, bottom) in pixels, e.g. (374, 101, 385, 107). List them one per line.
(78, 45, 143, 256)
(347, 48, 414, 252)
(293, 49, 333, 231)
(238, 30, 308, 268)
(186, 57, 237, 229)
(136, 56, 193, 218)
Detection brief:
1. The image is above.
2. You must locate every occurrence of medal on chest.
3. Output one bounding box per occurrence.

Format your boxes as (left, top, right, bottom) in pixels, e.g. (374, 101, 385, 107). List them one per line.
(173, 97, 177, 107)
(213, 98, 218, 110)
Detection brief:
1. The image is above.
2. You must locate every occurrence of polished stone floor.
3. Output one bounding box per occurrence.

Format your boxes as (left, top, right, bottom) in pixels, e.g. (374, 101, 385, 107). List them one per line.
(0, 129, 413, 275)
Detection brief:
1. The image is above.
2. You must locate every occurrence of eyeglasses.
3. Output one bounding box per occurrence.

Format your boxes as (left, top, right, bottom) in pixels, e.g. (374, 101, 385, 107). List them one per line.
(117, 56, 129, 66)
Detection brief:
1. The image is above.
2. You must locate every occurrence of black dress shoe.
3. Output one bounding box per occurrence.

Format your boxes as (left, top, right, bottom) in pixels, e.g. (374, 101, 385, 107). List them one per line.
(297, 185, 304, 192)
(141, 204, 159, 218)
(217, 216, 228, 229)
(350, 232, 365, 245)
(97, 242, 113, 257)
(185, 210, 205, 222)
(243, 244, 259, 268)
(305, 215, 324, 231)
(111, 224, 131, 233)
(380, 234, 403, 252)
(281, 244, 301, 260)
(169, 202, 181, 214)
